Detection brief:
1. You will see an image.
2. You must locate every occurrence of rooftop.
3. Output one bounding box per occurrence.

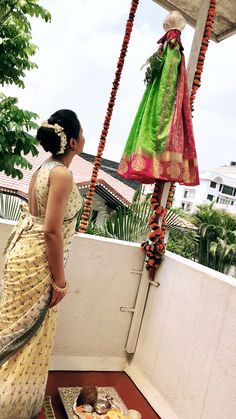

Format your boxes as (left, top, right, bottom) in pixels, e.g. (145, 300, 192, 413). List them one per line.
(210, 164, 236, 179)
(0, 149, 136, 205)
(0, 150, 197, 231)
(199, 163, 236, 184)
(80, 152, 139, 191)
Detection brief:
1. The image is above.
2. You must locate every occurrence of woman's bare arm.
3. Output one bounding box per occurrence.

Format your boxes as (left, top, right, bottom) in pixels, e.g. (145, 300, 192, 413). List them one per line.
(44, 166, 72, 291)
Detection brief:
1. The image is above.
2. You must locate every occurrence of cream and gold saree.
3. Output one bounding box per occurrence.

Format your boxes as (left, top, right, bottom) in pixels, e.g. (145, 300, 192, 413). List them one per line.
(0, 161, 82, 418)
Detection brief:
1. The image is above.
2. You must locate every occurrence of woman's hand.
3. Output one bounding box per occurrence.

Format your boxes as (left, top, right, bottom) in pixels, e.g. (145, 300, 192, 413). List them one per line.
(49, 287, 66, 308)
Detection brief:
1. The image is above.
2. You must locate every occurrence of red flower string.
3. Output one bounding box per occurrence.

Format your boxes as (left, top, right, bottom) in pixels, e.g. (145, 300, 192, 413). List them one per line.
(79, 0, 140, 232)
(190, 0, 216, 110)
(142, 182, 176, 275)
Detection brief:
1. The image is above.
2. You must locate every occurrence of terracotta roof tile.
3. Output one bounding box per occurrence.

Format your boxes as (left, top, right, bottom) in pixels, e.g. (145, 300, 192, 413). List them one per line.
(0, 149, 136, 204)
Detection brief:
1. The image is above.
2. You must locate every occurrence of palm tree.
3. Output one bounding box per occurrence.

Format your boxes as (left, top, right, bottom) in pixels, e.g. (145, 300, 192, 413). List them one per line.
(103, 193, 152, 242)
(76, 187, 153, 242)
(209, 231, 236, 275)
(193, 203, 236, 275)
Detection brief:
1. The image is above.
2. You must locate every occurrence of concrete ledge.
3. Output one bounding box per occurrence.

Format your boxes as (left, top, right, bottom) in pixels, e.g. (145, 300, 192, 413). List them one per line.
(50, 355, 127, 371)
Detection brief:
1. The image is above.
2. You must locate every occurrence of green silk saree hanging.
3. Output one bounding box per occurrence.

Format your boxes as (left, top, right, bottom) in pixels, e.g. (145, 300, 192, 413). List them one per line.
(117, 29, 199, 186)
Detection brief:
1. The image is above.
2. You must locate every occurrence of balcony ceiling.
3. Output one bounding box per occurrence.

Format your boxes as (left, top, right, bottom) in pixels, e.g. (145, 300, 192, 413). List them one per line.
(153, 0, 236, 42)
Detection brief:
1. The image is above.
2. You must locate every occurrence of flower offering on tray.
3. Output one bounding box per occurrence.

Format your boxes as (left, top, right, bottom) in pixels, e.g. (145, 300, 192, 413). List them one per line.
(73, 404, 128, 418)
(58, 386, 128, 419)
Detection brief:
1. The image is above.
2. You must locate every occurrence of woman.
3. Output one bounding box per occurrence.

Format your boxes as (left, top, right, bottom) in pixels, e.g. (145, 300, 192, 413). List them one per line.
(0, 109, 85, 418)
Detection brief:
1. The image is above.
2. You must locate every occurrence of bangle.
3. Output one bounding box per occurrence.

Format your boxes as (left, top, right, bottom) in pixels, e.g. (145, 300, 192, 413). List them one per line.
(52, 281, 69, 293)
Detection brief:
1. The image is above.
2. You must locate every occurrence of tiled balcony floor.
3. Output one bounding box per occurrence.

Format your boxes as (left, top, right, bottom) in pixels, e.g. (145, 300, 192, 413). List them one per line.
(45, 371, 161, 418)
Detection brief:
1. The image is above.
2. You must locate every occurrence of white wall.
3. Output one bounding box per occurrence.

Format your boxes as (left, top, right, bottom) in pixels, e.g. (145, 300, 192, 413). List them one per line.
(214, 202, 236, 215)
(0, 221, 145, 371)
(174, 172, 236, 213)
(194, 178, 210, 204)
(90, 192, 109, 225)
(0, 219, 15, 253)
(0, 220, 16, 294)
(53, 233, 145, 370)
(174, 181, 209, 210)
(1, 221, 236, 418)
(126, 251, 236, 419)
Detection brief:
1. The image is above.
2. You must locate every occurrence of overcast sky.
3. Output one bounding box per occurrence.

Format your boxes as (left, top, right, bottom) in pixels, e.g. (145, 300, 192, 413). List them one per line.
(4, 0, 236, 172)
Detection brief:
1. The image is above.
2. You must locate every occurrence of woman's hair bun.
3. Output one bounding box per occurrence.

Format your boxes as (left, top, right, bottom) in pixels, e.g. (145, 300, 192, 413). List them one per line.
(37, 125, 61, 155)
(36, 109, 81, 156)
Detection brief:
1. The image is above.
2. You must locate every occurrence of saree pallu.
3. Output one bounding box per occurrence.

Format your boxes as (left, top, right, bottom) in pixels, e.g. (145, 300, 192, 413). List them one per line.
(117, 29, 199, 186)
(0, 161, 83, 418)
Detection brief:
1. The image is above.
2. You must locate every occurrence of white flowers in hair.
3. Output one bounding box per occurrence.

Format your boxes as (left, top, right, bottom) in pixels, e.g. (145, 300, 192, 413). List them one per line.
(41, 120, 67, 154)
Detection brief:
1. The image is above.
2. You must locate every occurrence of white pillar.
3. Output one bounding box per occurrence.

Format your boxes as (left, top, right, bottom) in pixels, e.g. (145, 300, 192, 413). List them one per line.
(187, 0, 211, 90)
(160, 182, 171, 207)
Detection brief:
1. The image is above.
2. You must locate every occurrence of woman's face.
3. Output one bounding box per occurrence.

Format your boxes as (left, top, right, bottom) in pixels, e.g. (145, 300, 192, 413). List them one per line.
(76, 128, 85, 155)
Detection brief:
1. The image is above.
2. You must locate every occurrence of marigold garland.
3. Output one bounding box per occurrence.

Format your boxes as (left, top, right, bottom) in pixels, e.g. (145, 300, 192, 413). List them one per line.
(190, 0, 216, 110)
(79, 0, 214, 282)
(144, 1, 216, 274)
(79, 0, 140, 232)
(141, 181, 176, 275)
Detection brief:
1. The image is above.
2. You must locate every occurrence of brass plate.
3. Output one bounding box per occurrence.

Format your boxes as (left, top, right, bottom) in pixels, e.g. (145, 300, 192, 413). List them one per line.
(58, 387, 128, 419)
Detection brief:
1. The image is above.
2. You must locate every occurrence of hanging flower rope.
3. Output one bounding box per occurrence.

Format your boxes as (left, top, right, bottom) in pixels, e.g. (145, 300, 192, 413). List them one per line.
(79, 0, 140, 233)
(141, 181, 176, 275)
(190, 0, 216, 110)
(143, 1, 216, 274)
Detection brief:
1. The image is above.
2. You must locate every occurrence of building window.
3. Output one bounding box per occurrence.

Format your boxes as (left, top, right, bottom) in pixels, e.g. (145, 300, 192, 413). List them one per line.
(231, 201, 234, 206)
(207, 194, 214, 201)
(216, 197, 219, 203)
(218, 197, 231, 205)
(222, 185, 234, 196)
(186, 203, 191, 211)
(210, 181, 216, 188)
(181, 202, 192, 211)
(219, 184, 223, 192)
(183, 190, 195, 199)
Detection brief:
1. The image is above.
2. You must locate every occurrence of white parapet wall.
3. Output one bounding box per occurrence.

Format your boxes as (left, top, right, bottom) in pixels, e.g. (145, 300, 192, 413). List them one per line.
(1, 221, 236, 418)
(52, 233, 145, 371)
(0, 221, 145, 371)
(125, 251, 236, 419)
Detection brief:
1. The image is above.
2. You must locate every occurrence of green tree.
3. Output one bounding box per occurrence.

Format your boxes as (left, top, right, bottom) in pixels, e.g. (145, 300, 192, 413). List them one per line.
(103, 197, 152, 242)
(168, 203, 236, 277)
(167, 228, 199, 260)
(193, 204, 236, 274)
(0, 0, 51, 178)
(76, 188, 195, 244)
(76, 187, 153, 242)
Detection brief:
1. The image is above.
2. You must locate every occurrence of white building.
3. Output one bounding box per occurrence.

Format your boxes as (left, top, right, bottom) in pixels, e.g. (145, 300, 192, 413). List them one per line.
(174, 162, 236, 213)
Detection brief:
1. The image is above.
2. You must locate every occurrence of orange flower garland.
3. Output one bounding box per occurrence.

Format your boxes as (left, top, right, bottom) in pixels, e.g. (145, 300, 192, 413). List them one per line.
(79, 0, 140, 232)
(190, 0, 216, 110)
(143, 1, 216, 274)
(141, 182, 176, 274)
